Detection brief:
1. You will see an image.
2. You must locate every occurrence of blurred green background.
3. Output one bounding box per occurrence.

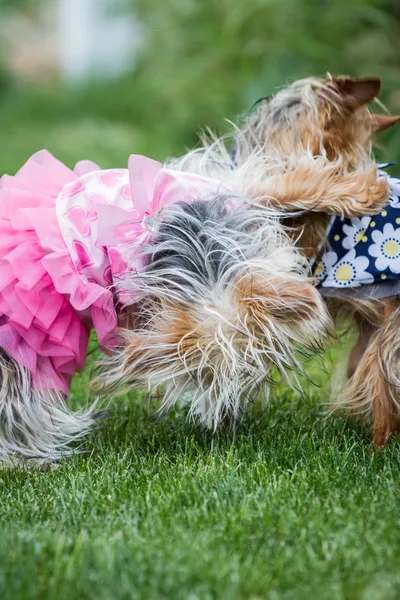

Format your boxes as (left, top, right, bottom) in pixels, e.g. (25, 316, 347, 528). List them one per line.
(0, 0, 399, 175)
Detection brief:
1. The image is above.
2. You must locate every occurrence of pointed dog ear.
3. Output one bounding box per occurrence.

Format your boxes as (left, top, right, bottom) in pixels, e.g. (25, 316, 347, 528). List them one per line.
(370, 114, 400, 133)
(332, 76, 381, 109)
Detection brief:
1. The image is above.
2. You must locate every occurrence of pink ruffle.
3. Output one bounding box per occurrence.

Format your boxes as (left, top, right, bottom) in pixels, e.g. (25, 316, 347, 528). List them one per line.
(0, 150, 117, 394)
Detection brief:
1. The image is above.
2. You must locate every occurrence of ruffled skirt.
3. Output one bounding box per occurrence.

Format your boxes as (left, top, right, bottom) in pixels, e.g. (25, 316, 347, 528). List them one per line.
(0, 151, 117, 394)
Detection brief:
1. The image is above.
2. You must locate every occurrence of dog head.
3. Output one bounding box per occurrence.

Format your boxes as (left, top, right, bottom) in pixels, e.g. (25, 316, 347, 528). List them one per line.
(98, 196, 331, 428)
(234, 75, 400, 171)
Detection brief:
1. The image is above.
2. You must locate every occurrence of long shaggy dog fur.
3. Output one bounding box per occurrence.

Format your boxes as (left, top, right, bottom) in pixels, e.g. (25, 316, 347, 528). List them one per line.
(0, 350, 97, 464)
(177, 76, 390, 230)
(97, 196, 330, 429)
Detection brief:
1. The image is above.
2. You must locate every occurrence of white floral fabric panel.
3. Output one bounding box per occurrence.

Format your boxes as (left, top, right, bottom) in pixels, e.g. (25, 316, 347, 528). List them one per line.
(57, 169, 132, 288)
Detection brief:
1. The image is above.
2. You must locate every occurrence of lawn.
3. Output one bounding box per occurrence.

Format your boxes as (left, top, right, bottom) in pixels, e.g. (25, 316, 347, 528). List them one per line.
(1, 84, 400, 600)
(3, 345, 400, 600)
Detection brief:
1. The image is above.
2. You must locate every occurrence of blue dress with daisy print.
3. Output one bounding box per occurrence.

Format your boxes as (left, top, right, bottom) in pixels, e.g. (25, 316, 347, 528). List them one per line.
(314, 168, 400, 297)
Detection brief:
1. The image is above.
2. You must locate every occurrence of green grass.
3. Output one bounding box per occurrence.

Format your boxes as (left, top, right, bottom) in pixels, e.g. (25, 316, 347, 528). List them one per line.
(3, 349, 400, 600)
(1, 321, 400, 600)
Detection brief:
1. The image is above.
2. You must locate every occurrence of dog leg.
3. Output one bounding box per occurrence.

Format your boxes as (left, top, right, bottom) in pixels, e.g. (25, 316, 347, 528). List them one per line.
(339, 298, 400, 449)
(346, 313, 378, 380)
(375, 298, 400, 444)
(335, 298, 398, 448)
(250, 162, 389, 218)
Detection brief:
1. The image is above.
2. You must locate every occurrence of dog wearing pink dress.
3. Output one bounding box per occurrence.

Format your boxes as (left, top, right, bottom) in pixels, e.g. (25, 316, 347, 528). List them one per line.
(0, 150, 329, 463)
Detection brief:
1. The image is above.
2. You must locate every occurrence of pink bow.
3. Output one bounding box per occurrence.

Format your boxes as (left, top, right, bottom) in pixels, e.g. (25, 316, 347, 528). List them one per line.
(97, 154, 230, 247)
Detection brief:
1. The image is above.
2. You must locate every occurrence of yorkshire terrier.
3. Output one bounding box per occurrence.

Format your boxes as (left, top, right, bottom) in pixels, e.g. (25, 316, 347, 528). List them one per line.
(0, 150, 330, 463)
(222, 74, 400, 448)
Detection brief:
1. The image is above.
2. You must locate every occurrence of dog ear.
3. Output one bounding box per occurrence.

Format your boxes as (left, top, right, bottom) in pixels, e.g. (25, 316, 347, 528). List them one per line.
(237, 273, 324, 324)
(370, 114, 400, 133)
(333, 76, 381, 109)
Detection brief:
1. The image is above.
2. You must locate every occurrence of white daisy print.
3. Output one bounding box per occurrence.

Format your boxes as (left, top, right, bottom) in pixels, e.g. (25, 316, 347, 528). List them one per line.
(341, 217, 371, 250)
(369, 222, 400, 273)
(321, 249, 373, 288)
(314, 250, 338, 281)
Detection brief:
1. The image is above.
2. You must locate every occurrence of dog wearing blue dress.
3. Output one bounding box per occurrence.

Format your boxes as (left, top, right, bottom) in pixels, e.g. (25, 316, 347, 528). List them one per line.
(226, 73, 400, 447)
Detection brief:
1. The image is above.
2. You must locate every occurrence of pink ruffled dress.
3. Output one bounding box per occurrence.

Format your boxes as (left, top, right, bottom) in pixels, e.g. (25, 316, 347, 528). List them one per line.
(0, 150, 228, 395)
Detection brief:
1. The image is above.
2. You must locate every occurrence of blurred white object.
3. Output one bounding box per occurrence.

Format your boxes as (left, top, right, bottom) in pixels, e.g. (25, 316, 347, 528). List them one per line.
(1, 0, 141, 82)
(0, 5, 59, 79)
(58, 0, 141, 82)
